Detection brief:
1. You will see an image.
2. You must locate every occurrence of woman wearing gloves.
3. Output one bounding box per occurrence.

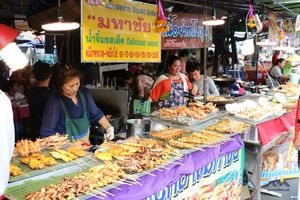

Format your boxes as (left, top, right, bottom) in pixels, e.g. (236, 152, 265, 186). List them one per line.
(40, 65, 114, 141)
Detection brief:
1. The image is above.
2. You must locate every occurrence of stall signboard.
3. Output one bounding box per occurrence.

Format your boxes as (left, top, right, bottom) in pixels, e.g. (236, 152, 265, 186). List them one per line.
(81, 0, 160, 63)
(161, 13, 212, 50)
(147, 148, 244, 200)
(261, 130, 300, 186)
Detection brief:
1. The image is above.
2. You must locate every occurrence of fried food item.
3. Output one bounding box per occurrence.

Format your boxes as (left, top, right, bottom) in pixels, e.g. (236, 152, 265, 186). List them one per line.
(95, 150, 113, 161)
(50, 151, 73, 162)
(149, 128, 192, 141)
(10, 164, 22, 176)
(26, 163, 125, 200)
(37, 133, 69, 149)
(54, 149, 77, 160)
(28, 160, 45, 170)
(20, 157, 30, 165)
(40, 157, 57, 166)
(15, 140, 41, 157)
(207, 119, 250, 134)
(168, 140, 195, 149)
(20, 153, 57, 169)
(67, 146, 86, 157)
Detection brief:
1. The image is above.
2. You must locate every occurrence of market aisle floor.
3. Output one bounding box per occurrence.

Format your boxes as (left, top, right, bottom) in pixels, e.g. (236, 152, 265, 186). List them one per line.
(261, 177, 299, 200)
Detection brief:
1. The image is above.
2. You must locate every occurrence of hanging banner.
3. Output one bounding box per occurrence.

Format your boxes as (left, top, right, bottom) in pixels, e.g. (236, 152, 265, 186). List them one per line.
(261, 129, 300, 186)
(81, 0, 161, 63)
(147, 149, 244, 200)
(161, 13, 212, 50)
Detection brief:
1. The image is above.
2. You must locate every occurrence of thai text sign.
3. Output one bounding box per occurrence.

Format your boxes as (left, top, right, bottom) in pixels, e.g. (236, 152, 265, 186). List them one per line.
(147, 149, 244, 200)
(81, 0, 161, 62)
(161, 13, 212, 50)
(261, 130, 299, 186)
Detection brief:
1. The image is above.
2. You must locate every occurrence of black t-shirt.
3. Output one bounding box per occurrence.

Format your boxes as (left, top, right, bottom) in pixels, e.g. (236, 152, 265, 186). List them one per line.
(28, 86, 52, 140)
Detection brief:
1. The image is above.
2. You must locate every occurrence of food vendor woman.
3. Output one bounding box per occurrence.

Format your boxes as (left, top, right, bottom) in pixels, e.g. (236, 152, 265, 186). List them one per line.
(40, 65, 114, 141)
(148, 55, 197, 107)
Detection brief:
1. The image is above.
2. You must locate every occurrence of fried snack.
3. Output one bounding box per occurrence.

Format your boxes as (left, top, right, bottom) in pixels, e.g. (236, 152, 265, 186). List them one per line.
(149, 128, 192, 141)
(37, 133, 69, 149)
(26, 163, 125, 200)
(40, 157, 57, 166)
(158, 103, 217, 120)
(67, 146, 86, 157)
(168, 140, 195, 149)
(50, 151, 73, 162)
(20, 153, 57, 169)
(15, 140, 41, 157)
(54, 149, 77, 160)
(10, 164, 22, 176)
(207, 119, 251, 134)
(95, 150, 113, 161)
(28, 160, 45, 170)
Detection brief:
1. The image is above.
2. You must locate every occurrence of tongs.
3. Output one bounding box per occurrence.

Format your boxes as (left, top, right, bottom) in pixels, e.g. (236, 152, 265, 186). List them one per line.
(183, 91, 202, 102)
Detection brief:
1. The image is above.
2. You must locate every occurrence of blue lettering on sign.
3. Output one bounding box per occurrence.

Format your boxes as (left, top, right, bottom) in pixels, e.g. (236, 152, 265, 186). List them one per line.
(232, 151, 239, 163)
(147, 186, 172, 200)
(162, 14, 207, 41)
(203, 162, 214, 178)
(173, 175, 189, 198)
(224, 153, 233, 168)
(192, 168, 204, 185)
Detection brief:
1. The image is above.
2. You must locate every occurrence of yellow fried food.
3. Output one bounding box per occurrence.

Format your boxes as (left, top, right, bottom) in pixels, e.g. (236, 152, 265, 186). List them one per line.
(28, 159, 45, 169)
(50, 151, 73, 162)
(40, 157, 57, 166)
(20, 157, 30, 164)
(54, 149, 77, 160)
(95, 150, 112, 161)
(67, 146, 86, 157)
(10, 164, 22, 176)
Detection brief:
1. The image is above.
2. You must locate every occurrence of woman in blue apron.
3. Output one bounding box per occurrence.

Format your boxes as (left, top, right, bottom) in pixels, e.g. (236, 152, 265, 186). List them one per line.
(40, 65, 114, 141)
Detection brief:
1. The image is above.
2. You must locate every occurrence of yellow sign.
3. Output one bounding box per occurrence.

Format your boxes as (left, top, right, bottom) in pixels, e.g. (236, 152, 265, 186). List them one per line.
(81, 0, 161, 63)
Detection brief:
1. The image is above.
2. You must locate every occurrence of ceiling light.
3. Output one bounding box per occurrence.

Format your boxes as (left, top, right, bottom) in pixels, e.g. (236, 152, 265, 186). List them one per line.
(0, 23, 28, 71)
(42, 0, 80, 31)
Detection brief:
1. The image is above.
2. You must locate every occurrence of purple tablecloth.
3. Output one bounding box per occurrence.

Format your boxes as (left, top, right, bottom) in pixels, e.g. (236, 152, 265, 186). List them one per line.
(88, 135, 244, 200)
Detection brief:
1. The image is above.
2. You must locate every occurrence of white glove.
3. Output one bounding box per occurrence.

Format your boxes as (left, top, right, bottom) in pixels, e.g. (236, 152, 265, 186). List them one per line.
(105, 126, 114, 140)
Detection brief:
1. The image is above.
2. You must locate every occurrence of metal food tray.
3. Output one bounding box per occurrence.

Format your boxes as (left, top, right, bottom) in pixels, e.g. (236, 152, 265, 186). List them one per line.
(229, 110, 286, 125)
(151, 110, 224, 128)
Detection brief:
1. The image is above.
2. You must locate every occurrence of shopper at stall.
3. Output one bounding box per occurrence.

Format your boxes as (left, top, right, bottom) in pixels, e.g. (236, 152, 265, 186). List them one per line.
(187, 62, 220, 96)
(148, 55, 197, 108)
(40, 65, 114, 141)
(28, 61, 52, 141)
(266, 58, 286, 88)
(272, 50, 280, 65)
(178, 49, 190, 74)
(125, 71, 154, 100)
